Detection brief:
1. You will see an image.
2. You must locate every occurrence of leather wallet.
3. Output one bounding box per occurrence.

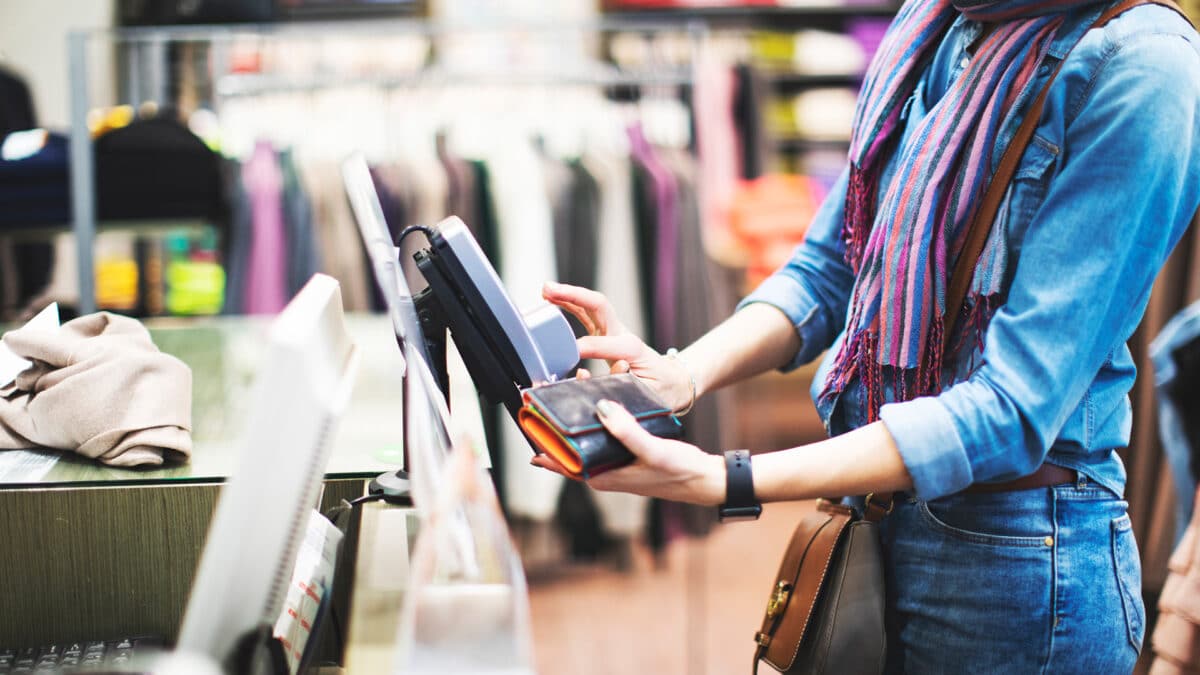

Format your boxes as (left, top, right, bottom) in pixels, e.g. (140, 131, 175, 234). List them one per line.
(518, 373, 683, 479)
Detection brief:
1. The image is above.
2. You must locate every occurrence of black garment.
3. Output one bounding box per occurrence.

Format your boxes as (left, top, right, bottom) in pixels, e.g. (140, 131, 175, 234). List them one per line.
(467, 160, 501, 272)
(0, 68, 53, 315)
(552, 160, 601, 338)
(94, 115, 223, 222)
(220, 157, 251, 315)
(0, 67, 36, 138)
(732, 63, 768, 181)
(554, 481, 613, 560)
(630, 163, 660, 349)
(0, 132, 70, 227)
(1169, 335, 1200, 484)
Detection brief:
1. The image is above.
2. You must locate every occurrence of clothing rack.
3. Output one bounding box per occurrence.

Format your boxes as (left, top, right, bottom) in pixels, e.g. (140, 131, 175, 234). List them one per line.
(65, 17, 707, 314)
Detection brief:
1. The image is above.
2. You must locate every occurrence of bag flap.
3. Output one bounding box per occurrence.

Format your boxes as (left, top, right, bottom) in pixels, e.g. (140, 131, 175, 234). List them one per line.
(521, 373, 673, 436)
(758, 501, 854, 670)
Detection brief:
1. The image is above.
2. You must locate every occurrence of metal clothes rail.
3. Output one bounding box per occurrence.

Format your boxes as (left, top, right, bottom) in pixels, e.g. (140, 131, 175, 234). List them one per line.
(65, 18, 704, 313)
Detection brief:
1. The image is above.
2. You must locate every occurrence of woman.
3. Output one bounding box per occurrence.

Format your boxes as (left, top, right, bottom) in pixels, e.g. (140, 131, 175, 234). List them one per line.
(532, 0, 1200, 671)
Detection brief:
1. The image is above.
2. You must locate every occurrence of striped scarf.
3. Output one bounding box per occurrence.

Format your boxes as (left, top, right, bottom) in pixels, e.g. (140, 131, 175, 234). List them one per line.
(820, 0, 1103, 419)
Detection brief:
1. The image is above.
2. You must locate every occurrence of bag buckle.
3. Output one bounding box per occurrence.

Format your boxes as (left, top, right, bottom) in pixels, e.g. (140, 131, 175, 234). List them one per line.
(863, 492, 894, 520)
(755, 631, 771, 647)
(765, 580, 792, 620)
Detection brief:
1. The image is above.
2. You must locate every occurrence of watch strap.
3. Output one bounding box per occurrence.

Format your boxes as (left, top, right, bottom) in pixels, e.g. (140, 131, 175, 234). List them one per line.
(720, 450, 761, 522)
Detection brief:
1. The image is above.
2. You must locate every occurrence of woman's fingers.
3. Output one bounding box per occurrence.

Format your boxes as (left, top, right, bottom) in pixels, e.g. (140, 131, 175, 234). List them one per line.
(530, 453, 582, 481)
(577, 334, 645, 364)
(575, 367, 593, 380)
(595, 399, 659, 462)
(609, 360, 630, 375)
(551, 299, 600, 336)
(542, 281, 612, 315)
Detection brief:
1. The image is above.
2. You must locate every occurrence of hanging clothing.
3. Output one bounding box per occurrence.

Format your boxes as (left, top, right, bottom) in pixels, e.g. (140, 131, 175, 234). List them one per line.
(0, 68, 54, 317)
(94, 115, 223, 223)
(661, 148, 725, 538)
(583, 144, 651, 540)
(692, 55, 746, 267)
(437, 135, 481, 232)
(301, 161, 372, 312)
(485, 138, 562, 522)
(627, 123, 680, 350)
(241, 141, 288, 315)
(0, 132, 70, 228)
(279, 149, 321, 299)
(731, 63, 768, 181)
(1152, 301, 1200, 545)
(221, 157, 252, 315)
(0, 66, 36, 137)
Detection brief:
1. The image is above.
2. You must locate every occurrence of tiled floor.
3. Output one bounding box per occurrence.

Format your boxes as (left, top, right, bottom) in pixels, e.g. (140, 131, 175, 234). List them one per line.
(527, 500, 815, 675)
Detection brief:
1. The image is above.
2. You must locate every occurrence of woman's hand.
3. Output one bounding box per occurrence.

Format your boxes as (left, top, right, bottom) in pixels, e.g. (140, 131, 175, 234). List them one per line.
(542, 281, 694, 412)
(529, 399, 726, 506)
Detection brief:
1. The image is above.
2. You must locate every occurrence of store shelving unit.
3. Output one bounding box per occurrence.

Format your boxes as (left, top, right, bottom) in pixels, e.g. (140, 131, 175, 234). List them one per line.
(603, 2, 897, 26)
(64, 17, 701, 314)
(603, 1, 897, 176)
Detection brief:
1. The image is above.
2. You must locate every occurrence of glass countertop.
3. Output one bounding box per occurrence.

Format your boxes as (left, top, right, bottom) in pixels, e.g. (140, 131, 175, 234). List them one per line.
(0, 314, 407, 488)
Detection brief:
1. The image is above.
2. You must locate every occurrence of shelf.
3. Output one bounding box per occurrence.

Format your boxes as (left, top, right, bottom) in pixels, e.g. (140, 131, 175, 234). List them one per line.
(763, 70, 862, 89)
(604, 3, 898, 27)
(1, 218, 212, 240)
(772, 137, 850, 153)
(215, 65, 694, 97)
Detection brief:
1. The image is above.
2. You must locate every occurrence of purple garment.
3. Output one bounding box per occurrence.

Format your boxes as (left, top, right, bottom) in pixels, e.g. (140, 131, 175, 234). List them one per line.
(242, 140, 288, 314)
(626, 124, 679, 347)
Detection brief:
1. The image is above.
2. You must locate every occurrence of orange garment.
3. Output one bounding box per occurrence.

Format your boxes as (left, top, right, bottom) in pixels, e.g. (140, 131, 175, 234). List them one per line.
(727, 173, 825, 290)
(1153, 485, 1200, 673)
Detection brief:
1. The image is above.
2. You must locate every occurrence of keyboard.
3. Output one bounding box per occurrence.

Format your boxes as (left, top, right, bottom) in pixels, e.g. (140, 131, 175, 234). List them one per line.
(0, 638, 161, 673)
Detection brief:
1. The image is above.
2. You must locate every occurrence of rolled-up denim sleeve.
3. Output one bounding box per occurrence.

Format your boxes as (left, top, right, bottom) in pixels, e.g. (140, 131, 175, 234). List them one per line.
(879, 34, 1200, 500)
(736, 167, 857, 370)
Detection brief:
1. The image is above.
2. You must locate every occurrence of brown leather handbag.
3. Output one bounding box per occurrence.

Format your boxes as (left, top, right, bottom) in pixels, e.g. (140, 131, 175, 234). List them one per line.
(749, 1, 1182, 671)
(752, 498, 888, 674)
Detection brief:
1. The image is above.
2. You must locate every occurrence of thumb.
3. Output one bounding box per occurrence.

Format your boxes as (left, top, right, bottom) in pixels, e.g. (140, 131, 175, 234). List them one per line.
(595, 399, 656, 460)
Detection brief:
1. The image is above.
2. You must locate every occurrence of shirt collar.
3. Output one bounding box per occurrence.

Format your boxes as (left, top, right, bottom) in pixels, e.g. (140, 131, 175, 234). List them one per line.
(1047, 3, 1108, 59)
(952, 3, 1107, 61)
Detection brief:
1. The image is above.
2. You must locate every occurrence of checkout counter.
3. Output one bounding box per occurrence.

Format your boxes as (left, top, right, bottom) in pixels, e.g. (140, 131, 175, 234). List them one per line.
(0, 314, 409, 658)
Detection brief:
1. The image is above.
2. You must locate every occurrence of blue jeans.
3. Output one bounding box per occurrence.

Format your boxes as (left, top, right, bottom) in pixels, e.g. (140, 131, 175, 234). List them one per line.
(879, 479, 1144, 674)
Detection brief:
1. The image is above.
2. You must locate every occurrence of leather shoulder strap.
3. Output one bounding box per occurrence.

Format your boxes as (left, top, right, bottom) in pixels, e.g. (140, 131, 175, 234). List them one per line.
(943, 0, 1187, 356)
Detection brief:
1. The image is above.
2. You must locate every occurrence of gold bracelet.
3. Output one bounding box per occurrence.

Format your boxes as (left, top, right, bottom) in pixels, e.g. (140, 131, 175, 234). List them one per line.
(665, 347, 697, 416)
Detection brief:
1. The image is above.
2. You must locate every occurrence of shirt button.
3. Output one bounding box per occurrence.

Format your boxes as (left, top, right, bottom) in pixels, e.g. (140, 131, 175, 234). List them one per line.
(1044, 536, 1055, 547)
(1038, 64, 1052, 75)
(960, 56, 970, 69)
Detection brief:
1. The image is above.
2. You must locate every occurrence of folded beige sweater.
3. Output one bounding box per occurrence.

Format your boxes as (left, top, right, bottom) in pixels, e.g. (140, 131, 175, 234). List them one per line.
(0, 312, 192, 466)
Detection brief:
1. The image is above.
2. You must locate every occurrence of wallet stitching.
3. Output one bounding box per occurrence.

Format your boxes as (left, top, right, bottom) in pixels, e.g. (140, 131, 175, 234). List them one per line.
(528, 394, 670, 435)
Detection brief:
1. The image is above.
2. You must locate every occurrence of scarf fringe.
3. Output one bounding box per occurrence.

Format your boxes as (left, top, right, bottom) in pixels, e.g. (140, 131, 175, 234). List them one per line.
(844, 165, 879, 273)
(820, 294, 1004, 423)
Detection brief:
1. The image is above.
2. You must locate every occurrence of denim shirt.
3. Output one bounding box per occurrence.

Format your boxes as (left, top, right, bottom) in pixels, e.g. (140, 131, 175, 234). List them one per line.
(739, 4, 1200, 500)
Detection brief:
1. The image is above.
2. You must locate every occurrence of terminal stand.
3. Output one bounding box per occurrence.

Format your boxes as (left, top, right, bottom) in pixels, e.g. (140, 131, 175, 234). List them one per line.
(412, 249, 525, 422)
(227, 625, 290, 675)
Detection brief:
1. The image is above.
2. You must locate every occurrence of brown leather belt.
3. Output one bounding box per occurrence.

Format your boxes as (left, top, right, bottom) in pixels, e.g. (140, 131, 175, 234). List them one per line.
(963, 463, 1078, 495)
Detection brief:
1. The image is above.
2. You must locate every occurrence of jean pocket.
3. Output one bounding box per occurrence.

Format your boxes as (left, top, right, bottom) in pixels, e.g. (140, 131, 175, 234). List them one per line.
(1111, 514, 1145, 653)
(917, 500, 1050, 547)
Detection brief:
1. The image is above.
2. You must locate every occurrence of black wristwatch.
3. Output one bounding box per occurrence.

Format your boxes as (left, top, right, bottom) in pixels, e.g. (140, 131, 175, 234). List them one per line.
(719, 450, 762, 522)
